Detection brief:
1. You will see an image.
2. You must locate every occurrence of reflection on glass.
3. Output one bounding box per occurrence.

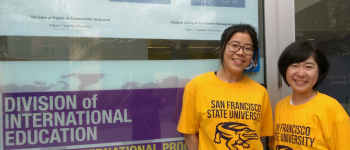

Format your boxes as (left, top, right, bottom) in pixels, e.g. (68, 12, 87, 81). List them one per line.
(295, 0, 350, 56)
(0, 36, 221, 61)
(295, 0, 350, 109)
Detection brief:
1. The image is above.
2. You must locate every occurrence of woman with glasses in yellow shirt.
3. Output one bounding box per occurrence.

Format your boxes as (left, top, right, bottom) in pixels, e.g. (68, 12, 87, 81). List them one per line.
(177, 24, 273, 150)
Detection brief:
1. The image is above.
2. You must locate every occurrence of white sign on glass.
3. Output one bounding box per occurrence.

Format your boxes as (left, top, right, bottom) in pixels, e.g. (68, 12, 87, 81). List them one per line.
(0, 0, 258, 40)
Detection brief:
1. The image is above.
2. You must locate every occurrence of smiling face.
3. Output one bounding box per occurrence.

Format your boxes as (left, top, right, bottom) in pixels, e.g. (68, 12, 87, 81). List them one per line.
(286, 55, 319, 94)
(222, 32, 253, 74)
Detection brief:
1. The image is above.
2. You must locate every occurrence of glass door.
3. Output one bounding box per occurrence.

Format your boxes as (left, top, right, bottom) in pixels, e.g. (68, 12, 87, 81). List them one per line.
(295, 0, 350, 114)
(0, 0, 267, 149)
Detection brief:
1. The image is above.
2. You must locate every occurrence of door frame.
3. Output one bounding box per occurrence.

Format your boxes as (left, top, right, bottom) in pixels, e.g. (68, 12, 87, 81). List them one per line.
(265, 0, 295, 110)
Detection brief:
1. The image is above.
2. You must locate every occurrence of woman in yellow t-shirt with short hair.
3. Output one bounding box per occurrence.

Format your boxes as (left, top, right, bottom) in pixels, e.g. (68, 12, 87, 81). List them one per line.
(269, 41, 350, 150)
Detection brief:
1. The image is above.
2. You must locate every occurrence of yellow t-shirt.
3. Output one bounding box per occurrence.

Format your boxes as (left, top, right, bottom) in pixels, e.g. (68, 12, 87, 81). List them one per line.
(177, 72, 273, 150)
(269, 92, 350, 150)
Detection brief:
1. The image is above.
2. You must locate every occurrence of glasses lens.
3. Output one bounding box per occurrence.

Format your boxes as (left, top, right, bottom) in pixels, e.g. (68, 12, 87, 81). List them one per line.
(244, 47, 253, 55)
(229, 43, 239, 52)
(228, 43, 254, 55)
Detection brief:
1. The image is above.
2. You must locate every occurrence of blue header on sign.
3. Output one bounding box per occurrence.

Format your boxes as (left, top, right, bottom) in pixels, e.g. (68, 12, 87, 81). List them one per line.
(191, 0, 245, 8)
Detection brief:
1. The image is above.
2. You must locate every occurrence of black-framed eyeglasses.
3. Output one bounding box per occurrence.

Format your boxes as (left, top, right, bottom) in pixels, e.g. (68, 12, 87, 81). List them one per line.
(227, 42, 254, 55)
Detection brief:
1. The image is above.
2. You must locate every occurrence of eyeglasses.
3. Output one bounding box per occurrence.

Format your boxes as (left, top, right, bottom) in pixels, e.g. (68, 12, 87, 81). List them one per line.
(227, 42, 254, 55)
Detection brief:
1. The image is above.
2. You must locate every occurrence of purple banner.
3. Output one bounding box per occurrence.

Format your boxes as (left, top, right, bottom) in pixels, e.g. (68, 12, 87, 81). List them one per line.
(79, 140, 187, 150)
(2, 87, 185, 149)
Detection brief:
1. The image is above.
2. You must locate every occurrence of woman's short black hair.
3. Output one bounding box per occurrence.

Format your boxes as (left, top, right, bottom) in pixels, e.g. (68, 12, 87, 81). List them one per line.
(278, 41, 329, 89)
(219, 24, 259, 71)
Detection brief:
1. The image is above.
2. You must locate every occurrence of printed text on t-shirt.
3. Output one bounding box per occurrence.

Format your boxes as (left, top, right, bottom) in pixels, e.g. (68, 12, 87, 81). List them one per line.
(207, 100, 261, 122)
(274, 123, 315, 147)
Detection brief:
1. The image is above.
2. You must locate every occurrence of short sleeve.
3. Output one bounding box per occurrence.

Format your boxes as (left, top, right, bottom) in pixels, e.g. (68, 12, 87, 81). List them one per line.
(177, 83, 199, 134)
(259, 90, 273, 137)
(326, 117, 350, 150)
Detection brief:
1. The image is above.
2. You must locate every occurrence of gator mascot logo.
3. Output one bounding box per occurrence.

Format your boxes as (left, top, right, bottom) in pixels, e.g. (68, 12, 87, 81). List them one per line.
(214, 122, 259, 150)
(276, 145, 293, 150)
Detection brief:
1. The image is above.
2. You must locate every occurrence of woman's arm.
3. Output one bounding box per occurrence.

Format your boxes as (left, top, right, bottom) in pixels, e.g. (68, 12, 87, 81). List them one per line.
(184, 134, 199, 150)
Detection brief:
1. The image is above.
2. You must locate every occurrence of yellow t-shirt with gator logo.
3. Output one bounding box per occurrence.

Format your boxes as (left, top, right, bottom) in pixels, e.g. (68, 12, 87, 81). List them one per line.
(269, 92, 350, 150)
(177, 72, 273, 150)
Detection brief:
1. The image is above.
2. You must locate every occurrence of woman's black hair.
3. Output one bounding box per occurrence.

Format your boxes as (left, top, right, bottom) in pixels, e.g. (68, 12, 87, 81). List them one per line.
(278, 41, 329, 89)
(219, 24, 259, 72)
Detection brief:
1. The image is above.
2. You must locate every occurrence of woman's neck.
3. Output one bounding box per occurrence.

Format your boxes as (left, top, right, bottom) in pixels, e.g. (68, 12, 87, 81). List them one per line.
(291, 90, 317, 105)
(217, 69, 243, 83)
